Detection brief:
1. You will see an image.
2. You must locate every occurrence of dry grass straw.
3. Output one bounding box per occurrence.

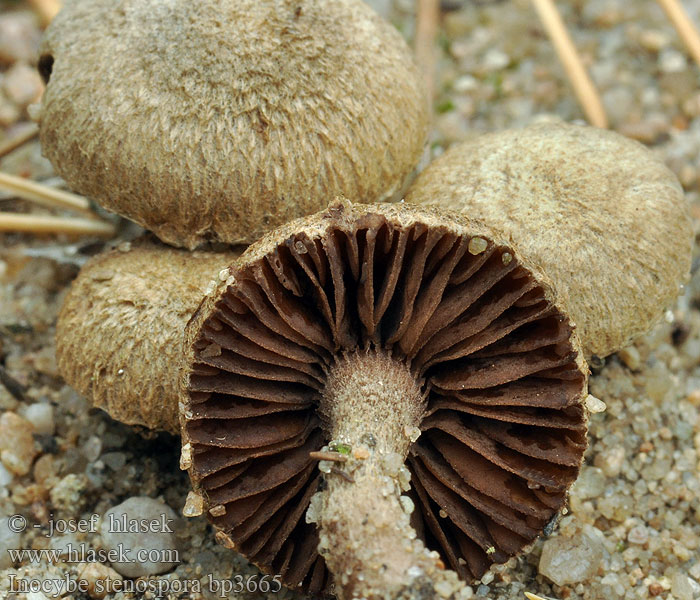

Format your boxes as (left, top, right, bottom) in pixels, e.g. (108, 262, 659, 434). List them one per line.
(531, 0, 609, 128)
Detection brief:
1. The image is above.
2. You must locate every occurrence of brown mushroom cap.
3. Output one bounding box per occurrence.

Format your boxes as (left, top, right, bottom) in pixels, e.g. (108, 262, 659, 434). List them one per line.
(405, 122, 693, 359)
(56, 240, 240, 433)
(38, 0, 429, 250)
(182, 201, 588, 594)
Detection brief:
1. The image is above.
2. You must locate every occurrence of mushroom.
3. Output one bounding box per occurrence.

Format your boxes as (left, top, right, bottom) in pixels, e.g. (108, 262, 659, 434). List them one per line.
(181, 200, 589, 599)
(56, 239, 240, 433)
(405, 121, 693, 360)
(37, 0, 430, 250)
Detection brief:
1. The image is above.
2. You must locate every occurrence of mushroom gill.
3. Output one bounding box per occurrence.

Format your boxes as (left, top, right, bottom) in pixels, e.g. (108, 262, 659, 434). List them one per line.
(182, 202, 588, 598)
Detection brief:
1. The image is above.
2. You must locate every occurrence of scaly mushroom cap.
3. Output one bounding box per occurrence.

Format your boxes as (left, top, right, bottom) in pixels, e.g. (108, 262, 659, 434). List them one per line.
(56, 240, 240, 433)
(406, 122, 693, 359)
(182, 201, 588, 592)
(38, 0, 429, 249)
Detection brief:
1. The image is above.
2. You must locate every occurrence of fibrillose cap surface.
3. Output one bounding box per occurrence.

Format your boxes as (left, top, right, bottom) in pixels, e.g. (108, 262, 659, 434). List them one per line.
(406, 122, 693, 359)
(56, 240, 240, 433)
(38, 0, 430, 249)
(181, 201, 589, 592)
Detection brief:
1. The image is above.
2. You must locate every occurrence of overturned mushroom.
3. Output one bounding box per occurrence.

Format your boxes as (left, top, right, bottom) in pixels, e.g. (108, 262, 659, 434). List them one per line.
(56, 239, 240, 433)
(38, 0, 429, 249)
(406, 121, 693, 359)
(181, 201, 588, 599)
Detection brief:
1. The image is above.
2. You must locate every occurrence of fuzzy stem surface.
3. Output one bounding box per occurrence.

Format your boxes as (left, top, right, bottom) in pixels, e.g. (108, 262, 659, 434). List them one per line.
(313, 349, 466, 600)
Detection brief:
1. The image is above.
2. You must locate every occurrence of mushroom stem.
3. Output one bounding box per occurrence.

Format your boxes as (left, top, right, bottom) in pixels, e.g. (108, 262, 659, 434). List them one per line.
(313, 349, 464, 600)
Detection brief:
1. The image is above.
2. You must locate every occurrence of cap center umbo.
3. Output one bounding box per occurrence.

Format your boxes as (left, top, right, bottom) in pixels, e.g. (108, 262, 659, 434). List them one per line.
(183, 204, 587, 594)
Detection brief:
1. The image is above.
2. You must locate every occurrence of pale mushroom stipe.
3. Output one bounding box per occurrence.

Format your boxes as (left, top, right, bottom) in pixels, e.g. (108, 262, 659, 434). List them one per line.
(36, 0, 430, 250)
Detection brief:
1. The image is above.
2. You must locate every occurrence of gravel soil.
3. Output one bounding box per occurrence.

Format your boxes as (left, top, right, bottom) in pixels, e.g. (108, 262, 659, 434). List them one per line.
(1, 1, 700, 599)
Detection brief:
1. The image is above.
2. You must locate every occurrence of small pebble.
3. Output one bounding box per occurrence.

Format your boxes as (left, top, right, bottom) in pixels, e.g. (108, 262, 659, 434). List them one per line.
(618, 346, 641, 370)
(468, 237, 488, 255)
(638, 29, 670, 52)
(0, 516, 21, 569)
(595, 445, 625, 478)
(2, 62, 43, 106)
(482, 48, 509, 71)
(179, 442, 193, 470)
(571, 466, 606, 500)
(100, 496, 179, 577)
(0, 411, 38, 475)
(659, 48, 687, 73)
(0, 12, 41, 64)
(434, 580, 454, 598)
(539, 531, 604, 586)
(83, 436, 103, 462)
(628, 524, 649, 545)
(50, 473, 87, 511)
(671, 571, 694, 600)
(585, 394, 607, 413)
(23, 402, 55, 435)
(352, 446, 369, 460)
(399, 495, 414, 515)
(0, 461, 14, 488)
(32, 454, 54, 485)
(78, 562, 124, 600)
(101, 452, 126, 471)
(183, 491, 205, 517)
(480, 571, 494, 585)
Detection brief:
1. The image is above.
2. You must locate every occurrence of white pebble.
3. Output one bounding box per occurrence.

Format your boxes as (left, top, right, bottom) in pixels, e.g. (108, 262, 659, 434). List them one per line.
(404, 425, 422, 443)
(468, 237, 488, 255)
(627, 525, 649, 545)
(672, 572, 694, 600)
(0, 517, 21, 569)
(180, 443, 193, 470)
(585, 394, 607, 413)
(182, 491, 205, 517)
(83, 435, 103, 462)
(453, 74, 478, 93)
(539, 531, 604, 586)
(572, 466, 606, 499)
(100, 497, 179, 577)
(400, 495, 415, 514)
(407, 566, 424, 579)
(434, 580, 454, 598)
(0, 462, 13, 488)
(618, 346, 641, 370)
(659, 48, 687, 73)
(482, 48, 510, 71)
